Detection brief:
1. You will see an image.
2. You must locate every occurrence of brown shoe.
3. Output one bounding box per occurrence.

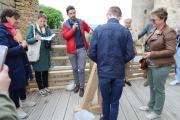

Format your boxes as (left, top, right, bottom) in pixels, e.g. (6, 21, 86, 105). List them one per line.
(79, 88, 84, 97)
(74, 85, 80, 93)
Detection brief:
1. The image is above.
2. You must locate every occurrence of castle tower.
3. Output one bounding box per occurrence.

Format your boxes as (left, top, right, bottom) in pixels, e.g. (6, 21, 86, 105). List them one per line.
(154, 0, 180, 29)
(132, 0, 154, 33)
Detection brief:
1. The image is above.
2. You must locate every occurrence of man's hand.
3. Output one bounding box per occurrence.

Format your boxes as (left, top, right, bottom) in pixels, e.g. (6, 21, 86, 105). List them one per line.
(89, 30, 93, 35)
(0, 65, 11, 91)
(72, 23, 78, 30)
(20, 40, 28, 48)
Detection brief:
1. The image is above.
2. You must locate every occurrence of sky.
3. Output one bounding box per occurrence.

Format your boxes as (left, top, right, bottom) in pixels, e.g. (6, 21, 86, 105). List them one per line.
(39, 0, 132, 25)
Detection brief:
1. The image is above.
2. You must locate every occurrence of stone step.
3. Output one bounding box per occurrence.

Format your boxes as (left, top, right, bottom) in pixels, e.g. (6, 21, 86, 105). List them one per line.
(51, 56, 68, 60)
(50, 64, 90, 71)
(28, 69, 90, 90)
(52, 45, 66, 49)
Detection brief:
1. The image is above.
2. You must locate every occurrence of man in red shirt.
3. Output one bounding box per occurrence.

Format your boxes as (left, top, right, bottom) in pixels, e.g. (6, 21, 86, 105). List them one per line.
(61, 5, 93, 97)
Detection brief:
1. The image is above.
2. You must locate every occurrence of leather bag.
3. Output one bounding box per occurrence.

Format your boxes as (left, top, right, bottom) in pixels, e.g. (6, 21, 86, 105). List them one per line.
(139, 58, 147, 70)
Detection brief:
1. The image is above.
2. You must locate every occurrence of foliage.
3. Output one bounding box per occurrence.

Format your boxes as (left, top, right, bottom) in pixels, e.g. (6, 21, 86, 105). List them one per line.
(40, 5, 64, 29)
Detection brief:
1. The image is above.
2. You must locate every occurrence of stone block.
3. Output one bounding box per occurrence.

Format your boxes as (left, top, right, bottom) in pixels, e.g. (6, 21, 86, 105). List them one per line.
(16, 2, 24, 6)
(2, 4, 14, 10)
(0, 0, 8, 5)
(9, 0, 15, 7)
(0, 3, 2, 10)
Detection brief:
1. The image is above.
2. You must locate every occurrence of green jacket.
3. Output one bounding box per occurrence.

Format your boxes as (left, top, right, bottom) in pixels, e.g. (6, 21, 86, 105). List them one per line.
(0, 91, 19, 120)
(26, 24, 51, 71)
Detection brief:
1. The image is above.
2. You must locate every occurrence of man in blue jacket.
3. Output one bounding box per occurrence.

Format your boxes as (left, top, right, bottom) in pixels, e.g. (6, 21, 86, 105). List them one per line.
(88, 6, 135, 120)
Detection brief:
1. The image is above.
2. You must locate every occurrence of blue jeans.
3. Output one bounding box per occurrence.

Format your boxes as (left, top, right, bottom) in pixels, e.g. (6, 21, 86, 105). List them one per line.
(68, 48, 86, 88)
(175, 48, 180, 80)
(99, 77, 124, 120)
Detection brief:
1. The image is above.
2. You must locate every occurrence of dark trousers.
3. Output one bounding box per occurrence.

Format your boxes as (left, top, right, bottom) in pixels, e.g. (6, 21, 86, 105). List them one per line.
(35, 71, 48, 90)
(99, 77, 124, 120)
(9, 88, 26, 108)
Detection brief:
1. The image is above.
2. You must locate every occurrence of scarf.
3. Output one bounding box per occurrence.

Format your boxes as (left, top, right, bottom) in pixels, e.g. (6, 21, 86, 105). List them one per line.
(36, 22, 46, 34)
(3, 22, 17, 41)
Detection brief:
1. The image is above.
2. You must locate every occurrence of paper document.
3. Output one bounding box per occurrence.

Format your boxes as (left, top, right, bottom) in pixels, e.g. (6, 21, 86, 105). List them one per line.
(41, 33, 56, 41)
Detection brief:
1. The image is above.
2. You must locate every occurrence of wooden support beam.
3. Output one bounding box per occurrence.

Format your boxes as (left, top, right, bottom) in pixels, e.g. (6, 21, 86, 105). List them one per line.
(74, 63, 102, 115)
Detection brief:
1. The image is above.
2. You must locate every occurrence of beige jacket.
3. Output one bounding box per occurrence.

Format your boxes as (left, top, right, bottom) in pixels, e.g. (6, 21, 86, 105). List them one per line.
(146, 24, 176, 67)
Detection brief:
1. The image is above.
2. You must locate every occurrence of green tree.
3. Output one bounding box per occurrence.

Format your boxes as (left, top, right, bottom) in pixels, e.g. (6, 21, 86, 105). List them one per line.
(40, 5, 64, 29)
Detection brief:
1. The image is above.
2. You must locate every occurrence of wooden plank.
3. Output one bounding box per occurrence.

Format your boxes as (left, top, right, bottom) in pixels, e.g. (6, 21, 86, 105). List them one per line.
(25, 79, 180, 120)
(120, 92, 139, 120)
(64, 92, 79, 120)
(123, 85, 148, 120)
(118, 104, 127, 120)
(132, 80, 177, 120)
(38, 90, 62, 120)
(23, 92, 40, 116)
(26, 94, 49, 120)
(51, 91, 71, 120)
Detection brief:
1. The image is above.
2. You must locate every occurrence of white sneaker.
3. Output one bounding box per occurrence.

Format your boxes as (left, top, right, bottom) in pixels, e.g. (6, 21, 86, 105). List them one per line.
(39, 89, 47, 97)
(44, 88, 51, 94)
(16, 107, 27, 119)
(21, 100, 36, 107)
(169, 79, 180, 85)
(139, 106, 151, 111)
(66, 82, 75, 91)
(146, 112, 160, 119)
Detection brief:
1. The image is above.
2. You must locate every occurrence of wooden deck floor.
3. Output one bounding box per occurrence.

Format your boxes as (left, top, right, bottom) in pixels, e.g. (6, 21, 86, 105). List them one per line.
(23, 78, 180, 120)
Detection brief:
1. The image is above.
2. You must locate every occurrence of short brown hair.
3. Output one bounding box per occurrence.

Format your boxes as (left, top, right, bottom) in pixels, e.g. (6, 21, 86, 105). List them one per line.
(151, 8, 168, 22)
(0, 9, 20, 23)
(66, 5, 75, 14)
(107, 6, 122, 18)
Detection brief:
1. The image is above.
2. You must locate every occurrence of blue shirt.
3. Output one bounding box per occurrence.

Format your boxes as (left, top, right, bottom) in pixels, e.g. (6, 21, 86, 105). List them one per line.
(68, 19, 84, 49)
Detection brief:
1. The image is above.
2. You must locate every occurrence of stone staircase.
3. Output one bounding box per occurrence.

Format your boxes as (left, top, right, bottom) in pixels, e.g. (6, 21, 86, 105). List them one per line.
(28, 44, 91, 90)
(28, 31, 91, 90)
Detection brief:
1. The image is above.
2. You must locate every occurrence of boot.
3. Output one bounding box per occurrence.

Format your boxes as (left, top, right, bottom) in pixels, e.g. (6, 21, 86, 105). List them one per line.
(79, 88, 84, 97)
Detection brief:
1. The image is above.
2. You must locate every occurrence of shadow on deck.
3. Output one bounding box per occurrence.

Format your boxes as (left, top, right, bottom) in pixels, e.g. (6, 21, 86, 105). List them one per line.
(24, 78, 180, 120)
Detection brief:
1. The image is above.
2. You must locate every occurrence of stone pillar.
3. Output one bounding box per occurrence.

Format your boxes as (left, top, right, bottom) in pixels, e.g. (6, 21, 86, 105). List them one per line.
(154, 0, 180, 29)
(132, 0, 154, 33)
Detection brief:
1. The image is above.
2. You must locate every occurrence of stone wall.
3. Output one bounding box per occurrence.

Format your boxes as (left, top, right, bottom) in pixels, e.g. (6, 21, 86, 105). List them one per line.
(132, 0, 180, 33)
(0, 0, 39, 37)
(15, 0, 39, 37)
(154, 0, 180, 29)
(0, 0, 15, 14)
(132, 0, 154, 33)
